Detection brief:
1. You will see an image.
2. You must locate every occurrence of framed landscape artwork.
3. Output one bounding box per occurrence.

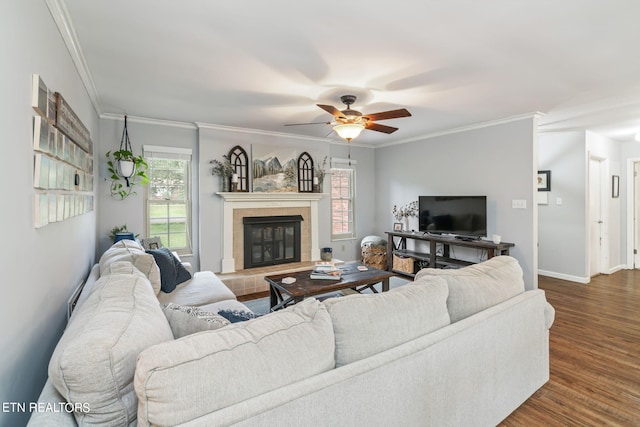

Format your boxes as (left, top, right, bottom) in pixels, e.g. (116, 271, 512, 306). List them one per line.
(251, 145, 298, 192)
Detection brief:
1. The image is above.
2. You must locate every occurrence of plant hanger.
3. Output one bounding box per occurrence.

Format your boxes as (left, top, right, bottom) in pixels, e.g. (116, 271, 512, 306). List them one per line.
(118, 115, 135, 187)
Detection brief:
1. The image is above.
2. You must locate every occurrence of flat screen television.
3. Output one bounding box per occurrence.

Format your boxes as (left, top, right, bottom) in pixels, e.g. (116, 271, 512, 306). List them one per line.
(418, 196, 487, 238)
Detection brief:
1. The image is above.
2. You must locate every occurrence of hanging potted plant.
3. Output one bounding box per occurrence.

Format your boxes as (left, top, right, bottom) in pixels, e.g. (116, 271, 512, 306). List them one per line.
(105, 115, 149, 199)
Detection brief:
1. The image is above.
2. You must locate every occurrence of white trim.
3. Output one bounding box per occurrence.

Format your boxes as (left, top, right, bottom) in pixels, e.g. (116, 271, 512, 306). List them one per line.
(608, 264, 625, 274)
(45, 0, 103, 116)
(195, 122, 330, 143)
(626, 158, 640, 270)
(143, 145, 192, 156)
(538, 269, 590, 284)
(331, 157, 358, 167)
(376, 112, 544, 148)
(102, 113, 197, 130)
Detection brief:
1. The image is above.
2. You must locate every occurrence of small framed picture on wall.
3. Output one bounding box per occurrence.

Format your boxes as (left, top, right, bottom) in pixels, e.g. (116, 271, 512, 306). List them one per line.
(537, 170, 551, 192)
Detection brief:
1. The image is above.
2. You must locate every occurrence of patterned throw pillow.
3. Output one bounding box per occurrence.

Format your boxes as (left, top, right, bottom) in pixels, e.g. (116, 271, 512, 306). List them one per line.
(162, 303, 230, 338)
(146, 247, 192, 293)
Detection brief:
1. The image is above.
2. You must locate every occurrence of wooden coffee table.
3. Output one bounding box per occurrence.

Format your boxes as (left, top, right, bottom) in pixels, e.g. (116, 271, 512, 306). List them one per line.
(265, 263, 395, 311)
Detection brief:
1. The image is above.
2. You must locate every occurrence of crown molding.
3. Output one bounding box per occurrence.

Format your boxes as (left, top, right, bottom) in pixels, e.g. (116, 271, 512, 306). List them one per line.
(46, 0, 103, 115)
(376, 112, 545, 148)
(195, 122, 331, 143)
(101, 113, 197, 129)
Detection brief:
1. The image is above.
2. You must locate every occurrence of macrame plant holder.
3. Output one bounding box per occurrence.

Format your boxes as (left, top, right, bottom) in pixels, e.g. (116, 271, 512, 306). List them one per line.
(117, 115, 136, 187)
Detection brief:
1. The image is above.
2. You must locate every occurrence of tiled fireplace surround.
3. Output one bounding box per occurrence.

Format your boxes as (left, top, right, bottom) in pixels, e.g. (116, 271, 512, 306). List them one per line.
(217, 192, 324, 296)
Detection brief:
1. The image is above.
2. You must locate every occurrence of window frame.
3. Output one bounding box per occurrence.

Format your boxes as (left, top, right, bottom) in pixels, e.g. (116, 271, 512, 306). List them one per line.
(330, 166, 356, 240)
(143, 146, 193, 255)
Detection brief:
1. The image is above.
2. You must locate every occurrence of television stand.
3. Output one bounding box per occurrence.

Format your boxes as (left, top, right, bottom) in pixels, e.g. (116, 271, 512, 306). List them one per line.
(454, 235, 476, 242)
(386, 231, 515, 277)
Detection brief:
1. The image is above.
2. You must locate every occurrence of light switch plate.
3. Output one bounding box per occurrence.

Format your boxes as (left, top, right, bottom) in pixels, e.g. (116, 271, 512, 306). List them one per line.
(512, 199, 527, 209)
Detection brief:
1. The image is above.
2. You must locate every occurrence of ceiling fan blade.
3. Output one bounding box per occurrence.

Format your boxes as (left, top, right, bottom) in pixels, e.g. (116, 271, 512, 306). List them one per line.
(364, 108, 412, 121)
(317, 104, 346, 119)
(284, 121, 331, 126)
(365, 122, 398, 134)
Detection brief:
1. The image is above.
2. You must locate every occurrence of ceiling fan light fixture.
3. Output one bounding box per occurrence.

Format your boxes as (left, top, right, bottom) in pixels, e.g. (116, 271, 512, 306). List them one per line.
(334, 123, 364, 141)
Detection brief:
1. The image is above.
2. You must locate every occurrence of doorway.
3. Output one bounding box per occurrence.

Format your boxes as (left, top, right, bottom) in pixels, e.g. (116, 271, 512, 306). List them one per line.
(588, 155, 608, 277)
(635, 162, 640, 269)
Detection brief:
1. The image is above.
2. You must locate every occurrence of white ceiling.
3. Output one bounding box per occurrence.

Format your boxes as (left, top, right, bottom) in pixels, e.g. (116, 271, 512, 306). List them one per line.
(56, 0, 640, 146)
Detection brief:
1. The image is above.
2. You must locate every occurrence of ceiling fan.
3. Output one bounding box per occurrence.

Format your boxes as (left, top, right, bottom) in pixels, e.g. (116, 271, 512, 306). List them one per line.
(285, 95, 412, 141)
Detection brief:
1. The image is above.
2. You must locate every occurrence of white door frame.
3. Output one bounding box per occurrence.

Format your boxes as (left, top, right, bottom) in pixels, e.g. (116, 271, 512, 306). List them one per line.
(626, 157, 640, 269)
(587, 153, 609, 276)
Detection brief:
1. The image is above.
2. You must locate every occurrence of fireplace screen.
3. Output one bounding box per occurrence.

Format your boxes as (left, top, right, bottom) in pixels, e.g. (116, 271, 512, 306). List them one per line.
(243, 215, 302, 269)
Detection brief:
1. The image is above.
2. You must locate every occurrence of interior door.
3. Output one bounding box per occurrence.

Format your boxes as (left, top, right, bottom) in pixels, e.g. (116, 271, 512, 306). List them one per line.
(589, 157, 603, 277)
(635, 162, 640, 269)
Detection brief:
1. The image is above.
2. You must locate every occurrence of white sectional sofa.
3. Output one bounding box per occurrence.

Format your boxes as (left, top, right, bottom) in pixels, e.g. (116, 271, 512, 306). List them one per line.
(29, 254, 554, 427)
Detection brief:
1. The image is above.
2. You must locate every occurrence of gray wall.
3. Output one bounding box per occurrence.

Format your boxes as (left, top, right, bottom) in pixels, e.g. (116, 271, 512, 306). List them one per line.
(328, 143, 378, 261)
(374, 117, 539, 290)
(538, 131, 587, 279)
(538, 130, 623, 281)
(97, 118, 199, 268)
(1, 2, 99, 425)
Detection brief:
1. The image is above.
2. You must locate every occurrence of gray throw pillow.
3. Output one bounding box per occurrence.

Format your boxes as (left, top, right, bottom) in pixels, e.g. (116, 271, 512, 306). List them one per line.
(146, 247, 192, 293)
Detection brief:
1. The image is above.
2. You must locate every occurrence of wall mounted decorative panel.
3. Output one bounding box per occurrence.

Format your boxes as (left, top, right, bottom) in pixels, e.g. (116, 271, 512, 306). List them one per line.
(31, 74, 93, 228)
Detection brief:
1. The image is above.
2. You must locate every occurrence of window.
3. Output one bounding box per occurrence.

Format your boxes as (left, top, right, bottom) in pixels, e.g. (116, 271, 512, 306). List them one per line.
(143, 146, 192, 254)
(330, 167, 356, 239)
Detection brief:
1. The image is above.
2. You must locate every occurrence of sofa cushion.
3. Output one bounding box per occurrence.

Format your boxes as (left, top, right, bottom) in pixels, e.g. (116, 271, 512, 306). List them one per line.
(99, 240, 162, 295)
(48, 268, 173, 426)
(162, 303, 230, 338)
(146, 247, 192, 293)
(135, 298, 334, 426)
(156, 270, 236, 307)
(323, 276, 450, 367)
(414, 255, 525, 322)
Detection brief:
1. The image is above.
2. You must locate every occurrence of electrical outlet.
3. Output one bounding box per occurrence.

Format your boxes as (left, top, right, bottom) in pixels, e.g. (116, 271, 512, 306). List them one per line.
(512, 199, 527, 209)
(556, 197, 563, 205)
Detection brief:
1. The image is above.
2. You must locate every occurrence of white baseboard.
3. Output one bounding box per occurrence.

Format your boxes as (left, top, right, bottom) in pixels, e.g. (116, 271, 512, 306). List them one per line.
(608, 264, 626, 274)
(538, 269, 590, 284)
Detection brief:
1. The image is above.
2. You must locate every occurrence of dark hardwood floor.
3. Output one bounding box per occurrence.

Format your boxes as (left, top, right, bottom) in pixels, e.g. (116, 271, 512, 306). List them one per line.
(501, 270, 640, 426)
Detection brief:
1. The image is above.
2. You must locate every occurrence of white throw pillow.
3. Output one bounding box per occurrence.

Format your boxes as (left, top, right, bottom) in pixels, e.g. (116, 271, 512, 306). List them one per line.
(324, 276, 450, 367)
(414, 255, 525, 322)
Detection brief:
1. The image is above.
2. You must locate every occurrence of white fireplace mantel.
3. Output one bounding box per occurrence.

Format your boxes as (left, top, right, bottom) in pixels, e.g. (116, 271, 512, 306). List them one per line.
(216, 192, 325, 273)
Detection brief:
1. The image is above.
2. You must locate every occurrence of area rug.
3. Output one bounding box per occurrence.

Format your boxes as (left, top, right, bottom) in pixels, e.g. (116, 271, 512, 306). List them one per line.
(244, 275, 411, 316)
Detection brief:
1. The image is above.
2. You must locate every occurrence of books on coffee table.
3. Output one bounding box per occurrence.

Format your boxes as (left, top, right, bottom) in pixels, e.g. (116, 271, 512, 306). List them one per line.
(310, 263, 342, 280)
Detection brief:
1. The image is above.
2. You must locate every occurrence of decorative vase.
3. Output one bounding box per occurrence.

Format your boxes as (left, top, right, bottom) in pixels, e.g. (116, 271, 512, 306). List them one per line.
(404, 217, 410, 231)
(221, 177, 230, 192)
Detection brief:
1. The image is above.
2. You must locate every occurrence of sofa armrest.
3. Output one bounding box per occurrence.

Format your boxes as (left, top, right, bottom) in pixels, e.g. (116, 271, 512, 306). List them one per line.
(27, 380, 77, 426)
(181, 262, 193, 275)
